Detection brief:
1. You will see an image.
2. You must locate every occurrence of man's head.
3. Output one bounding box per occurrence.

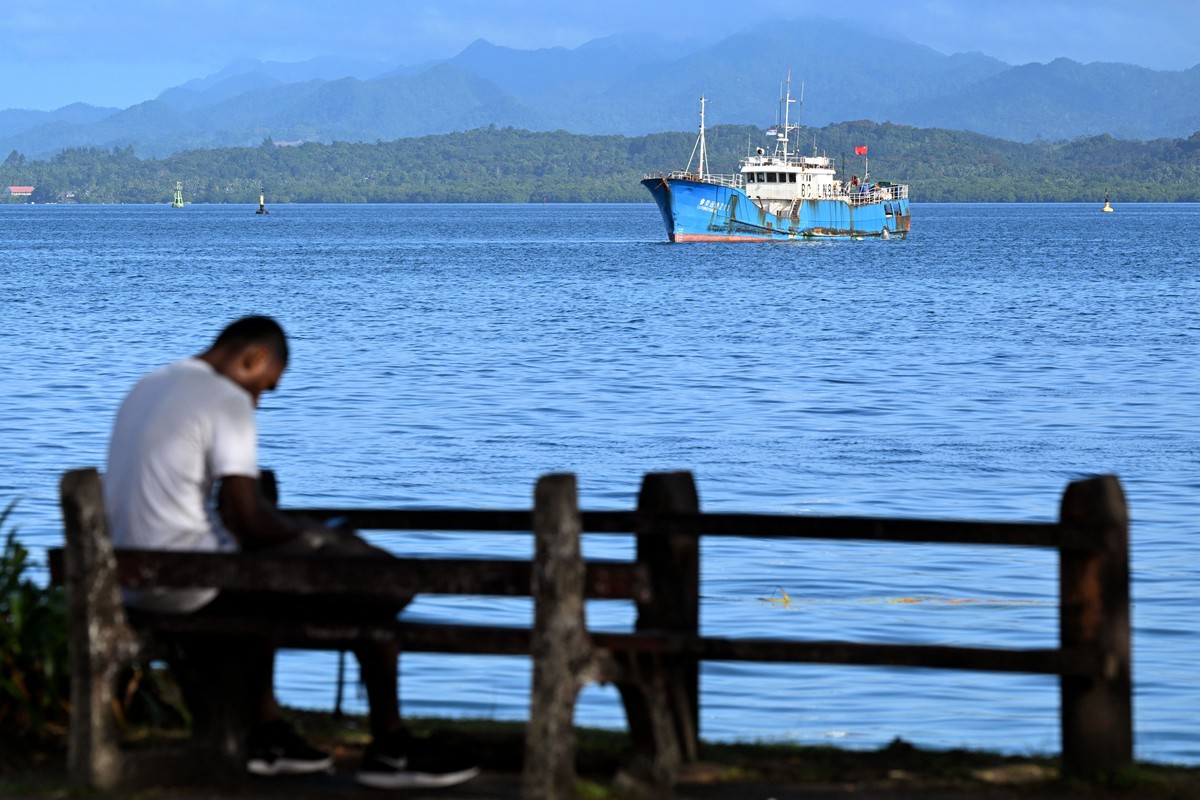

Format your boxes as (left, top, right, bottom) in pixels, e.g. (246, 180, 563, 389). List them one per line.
(202, 316, 289, 406)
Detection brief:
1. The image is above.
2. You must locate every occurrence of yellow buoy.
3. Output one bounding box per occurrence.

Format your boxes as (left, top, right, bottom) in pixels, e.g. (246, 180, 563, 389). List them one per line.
(758, 586, 793, 606)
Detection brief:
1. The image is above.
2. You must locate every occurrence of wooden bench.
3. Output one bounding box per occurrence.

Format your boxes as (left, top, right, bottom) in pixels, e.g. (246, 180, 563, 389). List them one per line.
(57, 468, 1132, 798)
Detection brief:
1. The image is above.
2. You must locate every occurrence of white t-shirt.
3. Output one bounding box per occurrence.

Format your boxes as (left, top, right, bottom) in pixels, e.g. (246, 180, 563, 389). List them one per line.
(104, 358, 259, 612)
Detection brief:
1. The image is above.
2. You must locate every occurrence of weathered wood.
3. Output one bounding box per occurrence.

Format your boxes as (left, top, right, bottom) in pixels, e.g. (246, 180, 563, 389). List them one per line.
(593, 632, 1091, 674)
(288, 507, 642, 535)
(256, 506, 1080, 547)
(523, 473, 594, 800)
(61, 469, 264, 789)
(130, 613, 538, 653)
(610, 651, 686, 793)
(118, 611, 1097, 677)
(285, 507, 535, 531)
(109, 550, 647, 600)
(1059, 475, 1132, 777)
(60, 468, 137, 789)
(59, 465, 1134, 790)
(610, 471, 701, 787)
(692, 512, 1067, 547)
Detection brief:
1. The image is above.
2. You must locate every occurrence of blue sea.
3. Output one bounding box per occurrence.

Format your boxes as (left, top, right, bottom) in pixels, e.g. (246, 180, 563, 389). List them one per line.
(1, 202, 1196, 765)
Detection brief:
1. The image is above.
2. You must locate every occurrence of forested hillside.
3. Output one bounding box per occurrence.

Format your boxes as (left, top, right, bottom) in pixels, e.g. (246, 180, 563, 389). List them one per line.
(3, 123, 1199, 204)
(3, 19, 1199, 156)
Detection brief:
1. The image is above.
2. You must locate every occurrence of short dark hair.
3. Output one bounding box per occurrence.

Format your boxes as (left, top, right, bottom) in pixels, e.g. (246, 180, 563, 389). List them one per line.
(211, 316, 289, 366)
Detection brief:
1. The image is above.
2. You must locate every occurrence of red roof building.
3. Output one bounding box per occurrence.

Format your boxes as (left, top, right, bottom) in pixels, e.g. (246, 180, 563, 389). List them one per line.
(5, 186, 34, 196)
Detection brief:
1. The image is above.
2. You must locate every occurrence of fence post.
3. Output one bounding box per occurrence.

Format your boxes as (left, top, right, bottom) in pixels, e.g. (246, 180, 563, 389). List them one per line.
(60, 468, 136, 788)
(628, 471, 701, 762)
(1059, 474, 1132, 776)
(523, 473, 591, 800)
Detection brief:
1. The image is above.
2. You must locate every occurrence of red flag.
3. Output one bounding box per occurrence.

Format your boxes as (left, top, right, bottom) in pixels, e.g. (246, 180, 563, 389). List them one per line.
(854, 145, 868, 155)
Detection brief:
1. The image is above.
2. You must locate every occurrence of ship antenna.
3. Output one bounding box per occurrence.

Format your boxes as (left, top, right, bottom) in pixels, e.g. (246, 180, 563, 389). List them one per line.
(777, 80, 787, 131)
(782, 71, 797, 162)
(795, 81, 809, 159)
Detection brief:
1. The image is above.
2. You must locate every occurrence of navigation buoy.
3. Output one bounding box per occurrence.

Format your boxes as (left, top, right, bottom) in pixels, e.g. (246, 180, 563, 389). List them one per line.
(172, 181, 184, 208)
(1102, 192, 1114, 212)
(256, 189, 269, 215)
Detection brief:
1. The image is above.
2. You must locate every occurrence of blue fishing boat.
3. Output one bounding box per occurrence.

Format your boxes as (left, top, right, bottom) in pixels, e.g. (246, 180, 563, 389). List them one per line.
(642, 78, 910, 241)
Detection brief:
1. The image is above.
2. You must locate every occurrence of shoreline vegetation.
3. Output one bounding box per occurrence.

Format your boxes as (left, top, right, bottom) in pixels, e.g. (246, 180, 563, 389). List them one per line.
(1, 122, 1199, 205)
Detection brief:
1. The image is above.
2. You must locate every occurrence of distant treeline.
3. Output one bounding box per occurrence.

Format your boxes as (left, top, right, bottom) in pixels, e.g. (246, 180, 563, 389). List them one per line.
(3, 122, 1200, 204)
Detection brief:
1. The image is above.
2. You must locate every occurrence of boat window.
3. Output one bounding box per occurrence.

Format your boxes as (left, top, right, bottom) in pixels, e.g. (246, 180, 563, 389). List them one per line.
(756, 173, 766, 183)
(746, 173, 756, 183)
(788, 173, 796, 183)
(767, 173, 777, 183)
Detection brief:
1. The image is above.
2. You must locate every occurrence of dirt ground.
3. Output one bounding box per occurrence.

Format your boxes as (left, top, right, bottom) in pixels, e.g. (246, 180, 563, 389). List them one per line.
(2, 713, 1197, 800)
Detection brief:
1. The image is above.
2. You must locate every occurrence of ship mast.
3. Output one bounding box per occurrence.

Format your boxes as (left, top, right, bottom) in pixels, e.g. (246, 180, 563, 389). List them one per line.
(684, 96, 710, 179)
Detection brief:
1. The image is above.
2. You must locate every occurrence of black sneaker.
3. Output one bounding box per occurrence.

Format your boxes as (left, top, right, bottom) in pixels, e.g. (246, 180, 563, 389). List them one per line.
(246, 718, 334, 776)
(356, 733, 480, 789)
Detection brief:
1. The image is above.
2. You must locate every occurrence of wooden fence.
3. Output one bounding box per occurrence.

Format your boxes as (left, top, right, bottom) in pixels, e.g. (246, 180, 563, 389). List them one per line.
(286, 471, 1131, 784)
(59, 469, 1131, 795)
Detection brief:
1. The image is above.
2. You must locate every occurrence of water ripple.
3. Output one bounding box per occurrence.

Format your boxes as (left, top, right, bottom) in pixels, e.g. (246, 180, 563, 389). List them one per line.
(2, 202, 1197, 763)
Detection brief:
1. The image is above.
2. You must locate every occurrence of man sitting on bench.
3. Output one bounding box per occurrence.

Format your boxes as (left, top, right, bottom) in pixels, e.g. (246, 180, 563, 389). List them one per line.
(103, 315, 478, 789)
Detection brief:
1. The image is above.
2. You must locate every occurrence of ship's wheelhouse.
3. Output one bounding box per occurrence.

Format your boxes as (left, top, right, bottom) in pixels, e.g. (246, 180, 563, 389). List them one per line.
(740, 155, 841, 210)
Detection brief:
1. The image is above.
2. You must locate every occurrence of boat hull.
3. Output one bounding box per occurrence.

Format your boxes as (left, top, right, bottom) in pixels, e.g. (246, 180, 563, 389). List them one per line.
(642, 177, 910, 242)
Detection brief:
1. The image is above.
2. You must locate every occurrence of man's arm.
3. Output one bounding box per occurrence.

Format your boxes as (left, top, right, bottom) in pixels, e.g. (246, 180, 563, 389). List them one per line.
(217, 475, 305, 548)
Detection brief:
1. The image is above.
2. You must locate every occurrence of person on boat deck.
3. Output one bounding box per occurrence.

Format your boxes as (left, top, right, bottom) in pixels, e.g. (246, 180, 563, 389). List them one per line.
(850, 174, 859, 187)
(103, 314, 479, 790)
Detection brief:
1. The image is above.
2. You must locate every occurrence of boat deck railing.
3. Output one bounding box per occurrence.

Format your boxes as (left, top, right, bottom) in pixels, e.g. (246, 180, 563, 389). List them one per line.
(647, 171, 910, 206)
(847, 183, 909, 206)
(647, 170, 745, 189)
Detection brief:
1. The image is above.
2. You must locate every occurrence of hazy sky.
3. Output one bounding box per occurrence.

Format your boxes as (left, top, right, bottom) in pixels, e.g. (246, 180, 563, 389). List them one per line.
(2, 0, 1197, 110)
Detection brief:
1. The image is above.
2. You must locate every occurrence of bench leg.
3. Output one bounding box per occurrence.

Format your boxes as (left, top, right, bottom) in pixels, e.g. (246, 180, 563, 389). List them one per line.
(612, 652, 689, 789)
(62, 468, 260, 786)
(523, 473, 597, 800)
(61, 468, 138, 788)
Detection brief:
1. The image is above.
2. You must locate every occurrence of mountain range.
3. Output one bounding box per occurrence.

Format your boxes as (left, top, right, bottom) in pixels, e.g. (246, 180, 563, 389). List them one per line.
(3, 17, 1198, 159)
